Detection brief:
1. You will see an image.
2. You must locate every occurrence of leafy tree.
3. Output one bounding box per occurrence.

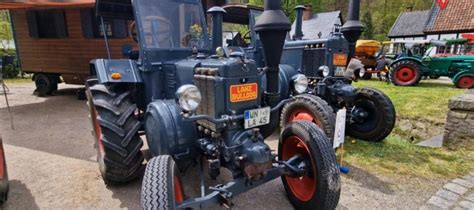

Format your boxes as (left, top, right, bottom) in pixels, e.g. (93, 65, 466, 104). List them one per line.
(0, 10, 13, 55)
(361, 10, 374, 39)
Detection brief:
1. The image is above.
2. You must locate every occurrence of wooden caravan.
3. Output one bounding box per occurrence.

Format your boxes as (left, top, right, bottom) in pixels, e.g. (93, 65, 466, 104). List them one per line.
(0, 0, 138, 96)
(1, 0, 226, 96)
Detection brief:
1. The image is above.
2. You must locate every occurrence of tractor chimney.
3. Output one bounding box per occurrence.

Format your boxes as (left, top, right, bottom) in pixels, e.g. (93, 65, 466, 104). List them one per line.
(293, 5, 305, 40)
(255, 0, 291, 106)
(341, 0, 364, 63)
(207, 6, 226, 54)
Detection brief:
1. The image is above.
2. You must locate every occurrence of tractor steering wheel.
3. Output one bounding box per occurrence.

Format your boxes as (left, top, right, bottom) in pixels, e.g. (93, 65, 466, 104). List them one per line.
(145, 16, 174, 48)
(129, 21, 138, 43)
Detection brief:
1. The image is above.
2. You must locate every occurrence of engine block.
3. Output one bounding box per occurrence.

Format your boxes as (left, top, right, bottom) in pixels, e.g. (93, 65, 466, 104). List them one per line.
(193, 58, 260, 131)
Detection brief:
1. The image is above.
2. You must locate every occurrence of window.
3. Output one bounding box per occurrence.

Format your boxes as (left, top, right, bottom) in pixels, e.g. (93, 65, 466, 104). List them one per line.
(80, 8, 128, 39)
(27, 10, 68, 39)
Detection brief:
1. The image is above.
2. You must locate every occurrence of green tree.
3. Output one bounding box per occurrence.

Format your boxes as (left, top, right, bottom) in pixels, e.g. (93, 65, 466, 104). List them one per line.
(0, 10, 13, 54)
(361, 10, 374, 39)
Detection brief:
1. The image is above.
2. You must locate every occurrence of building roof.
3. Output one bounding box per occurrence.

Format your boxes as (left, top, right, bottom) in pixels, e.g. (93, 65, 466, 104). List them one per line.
(290, 11, 342, 40)
(388, 10, 430, 38)
(424, 0, 474, 33)
(0, 0, 94, 9)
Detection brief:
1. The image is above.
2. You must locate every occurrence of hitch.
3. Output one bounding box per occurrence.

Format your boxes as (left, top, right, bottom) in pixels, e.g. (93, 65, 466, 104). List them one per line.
(176, 155, 306, 209)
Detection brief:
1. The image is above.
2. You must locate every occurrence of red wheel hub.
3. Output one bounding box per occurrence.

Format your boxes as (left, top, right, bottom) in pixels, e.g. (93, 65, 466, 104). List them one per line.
(457, 76, 474, 89)
(288, 109, 321, 127)
(174, 176, 184, 203)
(281, 136, 317, 202)
(91, 107, 104, 155)
(395, 67, 417, 84)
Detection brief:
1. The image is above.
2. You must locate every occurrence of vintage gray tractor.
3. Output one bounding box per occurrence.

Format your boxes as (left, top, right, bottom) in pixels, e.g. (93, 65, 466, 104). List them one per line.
(221, 0, 395, 142)
(86, 0, 340, 209)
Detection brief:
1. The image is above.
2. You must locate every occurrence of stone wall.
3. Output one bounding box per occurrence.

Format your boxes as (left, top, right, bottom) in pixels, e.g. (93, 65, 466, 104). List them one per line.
(443, 91, 474, 150)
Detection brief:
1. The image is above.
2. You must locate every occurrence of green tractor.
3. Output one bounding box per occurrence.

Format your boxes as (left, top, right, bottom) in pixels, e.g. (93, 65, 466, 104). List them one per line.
(391, 38, 474, 89)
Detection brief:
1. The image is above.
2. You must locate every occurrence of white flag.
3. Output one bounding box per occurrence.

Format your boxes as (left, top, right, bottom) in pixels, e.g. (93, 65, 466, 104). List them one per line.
(333, 108, 346, 149)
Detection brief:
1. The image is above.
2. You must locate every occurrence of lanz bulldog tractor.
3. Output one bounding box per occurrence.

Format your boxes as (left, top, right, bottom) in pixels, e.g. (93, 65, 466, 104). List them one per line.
(221, 0, 396, 142)
(86, 0, 340, 209)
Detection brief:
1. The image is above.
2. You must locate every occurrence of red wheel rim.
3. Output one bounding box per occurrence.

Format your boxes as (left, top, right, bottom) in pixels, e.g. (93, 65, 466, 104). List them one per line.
(90, 106, 104, 155)
(281, 136, 317, 202)
(458, 76, 474, 89)
(174, 176, 184, 204)
(395, 67, 417, 85)
(0, 143, 4, 178)
(288, 108, 322, 127)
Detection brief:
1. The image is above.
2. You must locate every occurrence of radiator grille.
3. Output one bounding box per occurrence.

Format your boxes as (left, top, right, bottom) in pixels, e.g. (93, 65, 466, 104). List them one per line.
(302, 48, 326, 77)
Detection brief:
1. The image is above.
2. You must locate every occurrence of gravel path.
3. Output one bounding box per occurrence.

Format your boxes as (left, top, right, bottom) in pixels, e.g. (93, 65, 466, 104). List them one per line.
(0, 82, 443, 209)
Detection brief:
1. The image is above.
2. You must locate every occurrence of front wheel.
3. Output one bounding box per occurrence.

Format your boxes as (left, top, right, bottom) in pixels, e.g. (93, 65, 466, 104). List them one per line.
(280, 94, 335, 141)
(279, 121, 340, 210)
(347, 87, 396, 142)
(141, 155, 185, 210)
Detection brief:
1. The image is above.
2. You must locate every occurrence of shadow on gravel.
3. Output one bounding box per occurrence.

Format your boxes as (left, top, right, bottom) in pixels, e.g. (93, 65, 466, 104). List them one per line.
(107, 178, 142, 209)
(1, 180, 39, 210)
(346, 165, 395, 195)
(0, 87, 96, 161)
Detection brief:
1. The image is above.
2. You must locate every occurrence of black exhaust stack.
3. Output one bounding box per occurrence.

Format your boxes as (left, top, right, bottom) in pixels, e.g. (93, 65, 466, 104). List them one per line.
(255, 0, 291, 106)
(341, 0, 364, 62)
(207, 7, 226, 54)
(293, 5, 305, 40)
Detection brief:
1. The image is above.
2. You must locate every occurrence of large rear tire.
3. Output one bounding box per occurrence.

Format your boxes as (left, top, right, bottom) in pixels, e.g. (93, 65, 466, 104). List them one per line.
(141, 155, 185, 210)
(347, 87, 396, 142)
(391, 60, 422, 86)
(86, 81, 144, 185)
(279, 121, 340, 210)
(280, 94, 335, 140)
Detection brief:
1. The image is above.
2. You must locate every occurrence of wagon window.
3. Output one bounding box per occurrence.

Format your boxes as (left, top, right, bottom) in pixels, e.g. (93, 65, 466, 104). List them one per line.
(27, 10, 68, 39)
(80, 8, 128, 39)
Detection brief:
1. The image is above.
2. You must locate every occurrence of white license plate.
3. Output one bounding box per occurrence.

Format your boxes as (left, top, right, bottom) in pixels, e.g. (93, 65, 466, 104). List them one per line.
(244, 107, 271, 129)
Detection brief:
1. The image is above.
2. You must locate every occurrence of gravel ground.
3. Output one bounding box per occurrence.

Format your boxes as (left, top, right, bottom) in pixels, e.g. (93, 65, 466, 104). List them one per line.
(0, 82, 440, 209)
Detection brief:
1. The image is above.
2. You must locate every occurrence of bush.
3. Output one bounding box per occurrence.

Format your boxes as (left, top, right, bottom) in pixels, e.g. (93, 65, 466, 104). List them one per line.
(2, 64, 19, 79)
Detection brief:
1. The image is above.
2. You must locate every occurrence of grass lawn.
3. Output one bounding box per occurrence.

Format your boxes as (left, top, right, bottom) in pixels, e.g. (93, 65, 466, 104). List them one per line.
(3, 76, 33, 84)
(342, 79, 473, 180)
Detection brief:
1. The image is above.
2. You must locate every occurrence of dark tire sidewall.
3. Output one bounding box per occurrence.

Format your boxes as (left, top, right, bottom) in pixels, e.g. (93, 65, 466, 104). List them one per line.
(279, 121, 340, 210)
(347, 87, 396, 142)
(281, 95, 335, 140)
(34, 74, 52, 96)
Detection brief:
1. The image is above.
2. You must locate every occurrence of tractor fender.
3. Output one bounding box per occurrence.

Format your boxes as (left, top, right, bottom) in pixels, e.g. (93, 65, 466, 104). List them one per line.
(144, 100, 197, 158)
(452, 71, 474, 83)
(390, 57, 423, 68)
(89, 59, 143, 84)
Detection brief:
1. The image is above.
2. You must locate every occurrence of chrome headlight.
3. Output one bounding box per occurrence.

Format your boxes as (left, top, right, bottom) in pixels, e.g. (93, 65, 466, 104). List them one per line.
(293, 74, 308, 94)
(319, 65, 330, 77)
(359, 68, 366, 78)
(176, 85, 201, 112)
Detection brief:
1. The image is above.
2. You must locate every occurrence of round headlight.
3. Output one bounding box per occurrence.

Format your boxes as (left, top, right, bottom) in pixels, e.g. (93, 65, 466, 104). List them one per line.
(176, 85, 201, 112)
(359, 68, 366, 78)
(293, 74, 308, 94)
(319, 65, 330, 77)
